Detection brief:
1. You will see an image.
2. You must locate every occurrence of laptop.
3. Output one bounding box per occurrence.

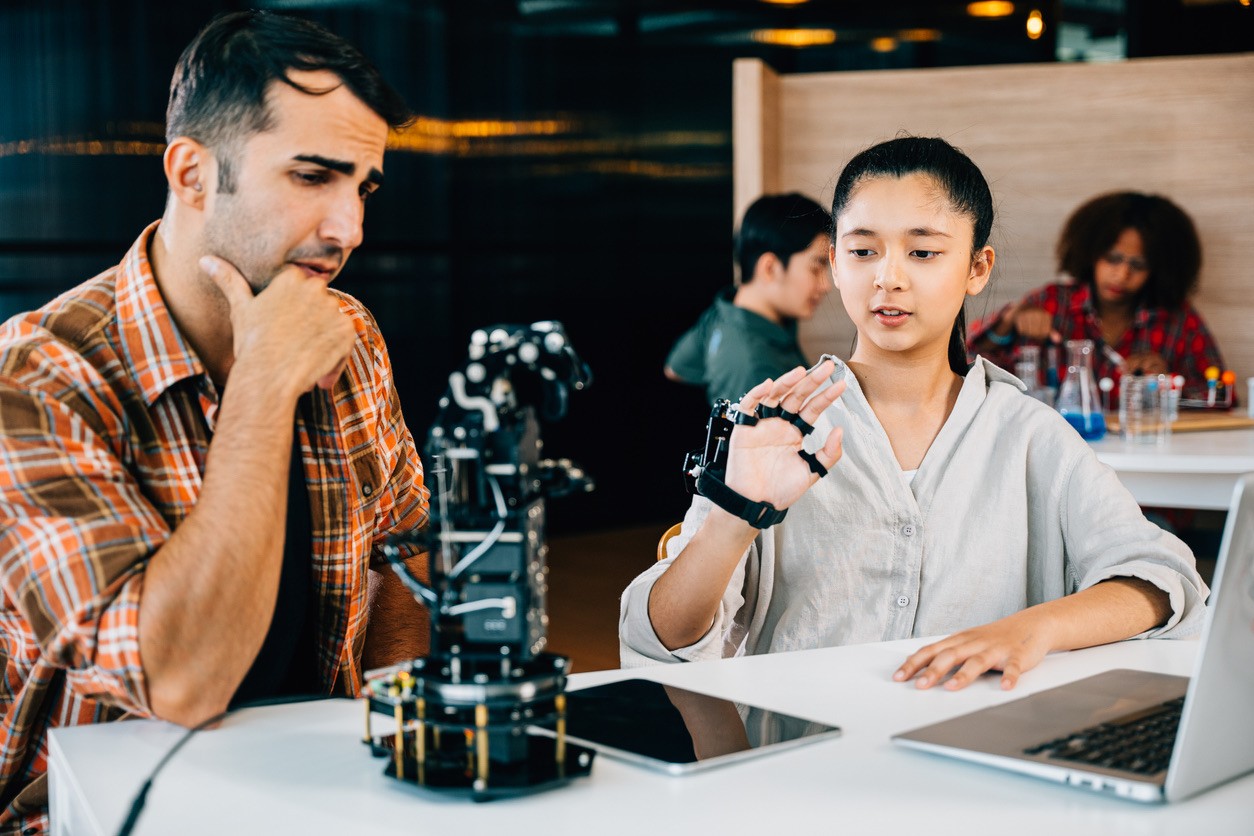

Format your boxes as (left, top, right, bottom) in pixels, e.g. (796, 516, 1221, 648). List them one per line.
(892, 473, 1254, 803)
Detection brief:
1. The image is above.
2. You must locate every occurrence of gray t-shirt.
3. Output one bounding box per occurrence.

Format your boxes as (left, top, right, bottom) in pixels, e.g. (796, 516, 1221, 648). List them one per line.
(667, 287, 808, 405)
(621, 356, 1208, 667)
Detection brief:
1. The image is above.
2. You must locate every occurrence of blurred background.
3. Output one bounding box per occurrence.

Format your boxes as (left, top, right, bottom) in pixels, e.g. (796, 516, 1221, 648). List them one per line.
(2, 0, 1251, 668)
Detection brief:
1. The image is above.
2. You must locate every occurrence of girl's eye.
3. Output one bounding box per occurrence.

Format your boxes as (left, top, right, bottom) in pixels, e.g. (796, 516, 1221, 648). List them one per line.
(911, 250, 939, 259)
(849, 249, 874, 258)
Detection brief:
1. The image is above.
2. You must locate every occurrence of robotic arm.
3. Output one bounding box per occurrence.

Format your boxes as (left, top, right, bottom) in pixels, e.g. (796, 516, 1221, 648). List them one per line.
(366, 321, 596, 798)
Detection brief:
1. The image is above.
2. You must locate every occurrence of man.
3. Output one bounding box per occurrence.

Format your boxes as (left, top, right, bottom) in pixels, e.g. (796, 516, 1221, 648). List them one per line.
(665, 193, 832, 405)
(0, 12, 429, 831)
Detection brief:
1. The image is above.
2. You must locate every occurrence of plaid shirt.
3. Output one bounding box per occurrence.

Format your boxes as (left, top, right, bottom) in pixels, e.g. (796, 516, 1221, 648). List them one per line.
(969, 282, 1228, 404)
(0, 222, 428, 833)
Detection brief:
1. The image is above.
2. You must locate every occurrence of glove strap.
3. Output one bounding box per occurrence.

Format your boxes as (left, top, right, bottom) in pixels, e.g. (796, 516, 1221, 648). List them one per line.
(695, 468, 787, 529)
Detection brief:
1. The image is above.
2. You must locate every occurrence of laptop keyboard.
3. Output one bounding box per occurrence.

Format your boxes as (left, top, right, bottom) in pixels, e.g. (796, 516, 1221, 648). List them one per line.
(1022, 696, 1185, 776)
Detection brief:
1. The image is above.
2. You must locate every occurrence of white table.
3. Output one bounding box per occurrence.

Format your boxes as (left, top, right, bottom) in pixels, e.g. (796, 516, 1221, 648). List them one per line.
(48, 637, 1251, 836)
(1090, 428, 1254, 509)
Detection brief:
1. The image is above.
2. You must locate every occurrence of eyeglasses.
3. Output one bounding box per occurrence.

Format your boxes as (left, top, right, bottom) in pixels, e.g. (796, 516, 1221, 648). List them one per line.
(1100, 251, 1149, 273)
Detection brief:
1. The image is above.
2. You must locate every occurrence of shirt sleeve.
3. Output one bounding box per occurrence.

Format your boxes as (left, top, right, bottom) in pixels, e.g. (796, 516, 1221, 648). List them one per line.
(0, 378, 161, 716)
(357, 314, 429, 565)
(1058, 448, 1210, 639)
(665, 321, 707, 385)
(1172, 304, 1234, 407)
(967, 285, 1059, 374)
(619, 495, 762, 667)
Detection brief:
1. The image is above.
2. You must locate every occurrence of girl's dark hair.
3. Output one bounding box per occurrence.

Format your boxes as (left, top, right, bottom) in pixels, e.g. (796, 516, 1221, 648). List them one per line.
(830, 136, 994, 376)
(1056, 192, 1201, 309)
(735, 193, 832, 284)
(166, 11, 412, 192)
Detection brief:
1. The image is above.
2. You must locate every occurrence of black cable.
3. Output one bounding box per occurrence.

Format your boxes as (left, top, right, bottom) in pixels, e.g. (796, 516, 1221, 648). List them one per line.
(116, 693, 343, 836)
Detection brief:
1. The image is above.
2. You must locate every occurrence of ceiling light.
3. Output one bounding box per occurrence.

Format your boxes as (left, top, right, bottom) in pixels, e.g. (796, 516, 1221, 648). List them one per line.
(751, 28, 837, 47)
(759, 0, 810, 5)
(870, 37, 898, 52)
(1026, 9, 1044, 39)
(967, 1, 1015, 17)
(898, 29, 942, 42)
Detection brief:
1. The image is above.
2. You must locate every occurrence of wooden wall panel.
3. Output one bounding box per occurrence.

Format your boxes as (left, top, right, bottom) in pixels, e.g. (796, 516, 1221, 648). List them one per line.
(735, 54, 1254, 393)
(732, 59, 781, 282)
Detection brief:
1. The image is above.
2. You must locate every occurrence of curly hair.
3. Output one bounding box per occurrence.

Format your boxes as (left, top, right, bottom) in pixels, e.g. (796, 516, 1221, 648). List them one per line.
(1056, 192, 1201, 309)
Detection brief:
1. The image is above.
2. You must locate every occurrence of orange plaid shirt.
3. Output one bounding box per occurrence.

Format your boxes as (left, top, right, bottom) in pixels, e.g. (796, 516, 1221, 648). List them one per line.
(0, 222, 429, 833)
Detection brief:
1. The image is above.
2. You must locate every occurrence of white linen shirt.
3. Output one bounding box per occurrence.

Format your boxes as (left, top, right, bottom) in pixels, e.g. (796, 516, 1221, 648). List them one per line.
(619, 355, 1209, 667)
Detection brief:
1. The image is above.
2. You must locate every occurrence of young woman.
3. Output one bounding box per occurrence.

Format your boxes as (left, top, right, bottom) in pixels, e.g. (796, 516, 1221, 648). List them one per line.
(620, 138, 1207, 690)
(968, 191, 1227, 403)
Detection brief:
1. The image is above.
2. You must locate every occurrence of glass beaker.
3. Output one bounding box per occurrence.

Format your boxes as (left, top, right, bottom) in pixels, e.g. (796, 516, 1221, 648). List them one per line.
(1119, 374, 1169, 445)
(1056, 339, 1107, 440)
(1015, 345, 1041, 389)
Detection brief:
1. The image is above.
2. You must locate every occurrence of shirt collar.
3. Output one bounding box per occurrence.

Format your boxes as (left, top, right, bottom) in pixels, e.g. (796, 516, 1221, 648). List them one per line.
(115, 221, 208, 406)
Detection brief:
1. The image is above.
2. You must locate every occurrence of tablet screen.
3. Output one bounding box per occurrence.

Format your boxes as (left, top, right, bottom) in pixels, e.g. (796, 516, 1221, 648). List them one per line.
(532, 678, 840, 775)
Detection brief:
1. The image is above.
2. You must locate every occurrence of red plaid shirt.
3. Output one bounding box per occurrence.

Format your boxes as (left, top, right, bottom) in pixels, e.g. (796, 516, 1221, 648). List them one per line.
(0, 222, 428, 833)
(969, 282, 1228, 404)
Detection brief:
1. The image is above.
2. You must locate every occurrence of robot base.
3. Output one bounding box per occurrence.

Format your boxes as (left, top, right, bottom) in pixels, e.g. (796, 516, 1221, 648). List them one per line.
(363, 652, 595, 800)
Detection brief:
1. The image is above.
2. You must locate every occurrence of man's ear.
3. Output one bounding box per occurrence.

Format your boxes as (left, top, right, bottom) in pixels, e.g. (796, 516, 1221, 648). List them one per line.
(164, 137, 209, 208)
(755, 252, 784, 285)
(967, 245, 995, 297)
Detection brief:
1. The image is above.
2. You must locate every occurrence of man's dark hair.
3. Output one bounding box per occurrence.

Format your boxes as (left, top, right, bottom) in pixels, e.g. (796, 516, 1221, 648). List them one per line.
(735, 193, 831, 285)
(166, 10, 412, 192)
(1056, 192, 1201, 309)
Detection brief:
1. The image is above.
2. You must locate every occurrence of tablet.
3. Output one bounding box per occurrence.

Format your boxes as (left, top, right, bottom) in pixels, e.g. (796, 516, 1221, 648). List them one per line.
(531, 678, 840, 775)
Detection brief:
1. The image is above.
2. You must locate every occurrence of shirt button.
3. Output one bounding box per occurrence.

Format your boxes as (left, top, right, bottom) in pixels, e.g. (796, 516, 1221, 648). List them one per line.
(896, 595, 910, 607)
(902, 524, 915, 536)
(362, 484, 373, 496)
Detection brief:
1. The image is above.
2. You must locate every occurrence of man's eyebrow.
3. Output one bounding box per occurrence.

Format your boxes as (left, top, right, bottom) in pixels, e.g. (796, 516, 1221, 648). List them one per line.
(294, 154, 355, 175)
(293, 155, 385, 189)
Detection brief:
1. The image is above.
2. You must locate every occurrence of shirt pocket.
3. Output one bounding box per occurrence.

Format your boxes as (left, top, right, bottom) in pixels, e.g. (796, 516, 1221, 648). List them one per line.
(347, 446, 384, 519)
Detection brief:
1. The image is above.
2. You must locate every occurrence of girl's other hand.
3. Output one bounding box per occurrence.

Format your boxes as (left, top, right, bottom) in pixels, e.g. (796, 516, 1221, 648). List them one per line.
(1000, 301, 1060, 343)
(724, 360, 846, 511)
(892, 609, 1056, 692)
(1123, 351, 1168, 376)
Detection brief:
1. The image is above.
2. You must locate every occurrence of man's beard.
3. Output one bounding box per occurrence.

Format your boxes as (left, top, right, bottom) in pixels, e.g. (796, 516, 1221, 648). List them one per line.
(201, 199, 344, 294)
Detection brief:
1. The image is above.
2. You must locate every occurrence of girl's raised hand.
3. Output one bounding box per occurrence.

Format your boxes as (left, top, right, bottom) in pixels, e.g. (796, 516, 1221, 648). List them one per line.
(724, 360, 846, 512)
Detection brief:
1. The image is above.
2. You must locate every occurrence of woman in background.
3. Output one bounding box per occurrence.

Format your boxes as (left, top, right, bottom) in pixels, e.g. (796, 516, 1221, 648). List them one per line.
(968, 192, 1227, 402)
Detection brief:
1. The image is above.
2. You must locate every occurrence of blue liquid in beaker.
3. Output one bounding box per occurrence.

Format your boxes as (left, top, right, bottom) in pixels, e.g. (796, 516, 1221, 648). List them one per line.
(1061, 411, 1107, 440)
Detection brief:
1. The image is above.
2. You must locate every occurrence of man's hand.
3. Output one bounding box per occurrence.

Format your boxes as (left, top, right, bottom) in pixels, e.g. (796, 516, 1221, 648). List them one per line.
(724, 361, 846, 511)
(200, 255, 357, 394)
(893, 608, 1056, 692)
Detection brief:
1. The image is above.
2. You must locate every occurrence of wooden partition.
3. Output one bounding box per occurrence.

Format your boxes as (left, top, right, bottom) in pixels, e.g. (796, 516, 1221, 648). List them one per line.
(734, 54, 1254, 392)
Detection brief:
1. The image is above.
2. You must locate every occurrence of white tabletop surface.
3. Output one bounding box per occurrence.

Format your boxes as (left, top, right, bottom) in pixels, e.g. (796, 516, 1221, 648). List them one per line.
(1090, 428, 1254, 509)
(48, 637, 1253, 836)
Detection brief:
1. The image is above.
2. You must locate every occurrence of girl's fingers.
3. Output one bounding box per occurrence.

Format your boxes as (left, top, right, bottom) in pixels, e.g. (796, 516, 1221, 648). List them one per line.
(764, 366, 807, 406)
(736, 378, 774, 413)
(778, 360, 833, 413)
(818, 426, 844, 470)
(800, 378, 845, 424)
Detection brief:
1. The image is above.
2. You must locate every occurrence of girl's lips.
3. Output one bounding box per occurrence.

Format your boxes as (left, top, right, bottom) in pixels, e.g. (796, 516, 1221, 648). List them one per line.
(874, 310, 911, 327)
